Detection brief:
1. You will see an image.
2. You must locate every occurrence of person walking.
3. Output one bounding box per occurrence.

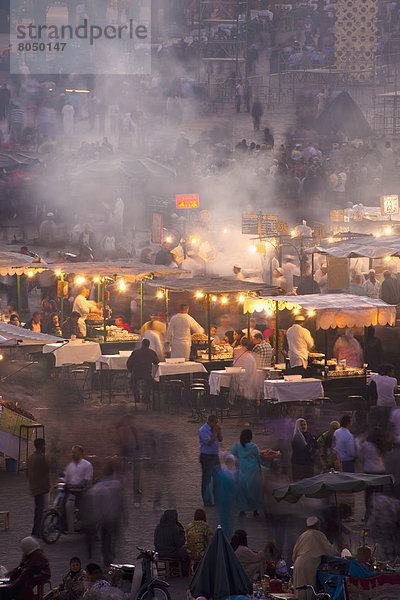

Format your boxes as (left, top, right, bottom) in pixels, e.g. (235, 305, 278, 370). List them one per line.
(232, 429, 279, 517)
(27, 438, 51, 538)
(333, 415, 357, 472)
(198, 415, 222, 507)
(251, 97, 263, 131)
(235, 82, 243, 113)
(291, 419, 318, 480)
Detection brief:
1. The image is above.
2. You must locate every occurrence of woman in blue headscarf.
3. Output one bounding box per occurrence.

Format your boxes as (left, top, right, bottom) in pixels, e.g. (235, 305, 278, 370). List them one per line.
(231, 429, 279, 517)
(213, 453, 238, 538)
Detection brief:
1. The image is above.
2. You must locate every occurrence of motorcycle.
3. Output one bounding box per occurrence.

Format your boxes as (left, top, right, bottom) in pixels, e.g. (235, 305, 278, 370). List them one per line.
(41, 475, 82, 544)
(109, 547, 170, 600)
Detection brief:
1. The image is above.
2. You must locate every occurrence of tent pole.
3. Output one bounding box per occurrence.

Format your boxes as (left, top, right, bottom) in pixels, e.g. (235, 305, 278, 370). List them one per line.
(60, 274, 64, 325)
(140, 281, 144, 328)
(165, 289, 169, 325)
(311, 252, 315, 293)
(275, 300, 279, 364)
(324, 329, 328, 368)
(207, 294, 211, 361)
(103, 280, 107, 343)
(16, 274, 21, 317)
(363, 325, 368, 364)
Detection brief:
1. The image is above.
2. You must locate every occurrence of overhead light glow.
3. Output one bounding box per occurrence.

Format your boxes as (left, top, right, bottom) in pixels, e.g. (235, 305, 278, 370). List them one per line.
(165, 236, 172, 244)
(290, 230, 296, 237)
(221, 297, 227, 304)
(375, 232, 381, 238)
(266, 310, 273, 316)
(223, 228, 228, 234)
(27, 271, 34, 278)
(75, 276, 85, 285)
(119, 280, 126, 291)
(93, 277, 100, 283)
(55, 270, 61, 277)
(157, 291, 164, 299)
(248, 245, 257, 254)
(328, 237, 334, 243)
(196, 292, 204, 298)
(211, 295, 217, 302)
(385, 227, 392, 235)
(190, 237, 199, 244)
(293, 308, 300, 315)
(0, 354, 3, 360)
(238, 295, 245, 303)
(308, 310, 315, 317)
(385, 256, 392, 262)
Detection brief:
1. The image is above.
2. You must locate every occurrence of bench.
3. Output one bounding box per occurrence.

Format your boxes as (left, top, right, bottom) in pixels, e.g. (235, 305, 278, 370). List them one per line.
(157, 557, 184, 577)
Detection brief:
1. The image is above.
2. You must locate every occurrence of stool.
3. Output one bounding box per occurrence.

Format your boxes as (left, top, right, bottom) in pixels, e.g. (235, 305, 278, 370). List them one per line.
(157, 558, 183, 577)
(34, 581, 52, 600)
(0, 511, 9, 530)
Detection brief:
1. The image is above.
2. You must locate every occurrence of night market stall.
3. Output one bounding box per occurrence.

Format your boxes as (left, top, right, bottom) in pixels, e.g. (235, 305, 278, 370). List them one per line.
(243, 293, 396, 401)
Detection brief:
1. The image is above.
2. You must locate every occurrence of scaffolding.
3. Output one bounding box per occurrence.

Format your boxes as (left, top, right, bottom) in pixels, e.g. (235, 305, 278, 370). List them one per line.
(198, 0, 248, 88)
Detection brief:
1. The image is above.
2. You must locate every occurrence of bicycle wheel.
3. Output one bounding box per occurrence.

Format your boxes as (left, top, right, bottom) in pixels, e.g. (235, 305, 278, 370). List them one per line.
(41, 510, 61, 544)
(138, 585, 171, 600)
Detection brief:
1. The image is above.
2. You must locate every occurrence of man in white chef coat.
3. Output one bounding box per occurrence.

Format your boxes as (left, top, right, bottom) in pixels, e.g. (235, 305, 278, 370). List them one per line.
(72, 286, 99, 337)
(286, 315, 314, 374)
(166, 303, 204, 360)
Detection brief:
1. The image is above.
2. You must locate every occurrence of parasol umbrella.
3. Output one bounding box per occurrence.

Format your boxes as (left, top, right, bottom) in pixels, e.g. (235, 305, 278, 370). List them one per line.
(189, 526, 253, 600)
(273, 472, 393, 504)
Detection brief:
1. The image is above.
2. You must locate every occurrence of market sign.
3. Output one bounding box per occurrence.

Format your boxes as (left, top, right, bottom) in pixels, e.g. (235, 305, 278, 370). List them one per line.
(380, 194, 399, 216)
(57, 281, 69, 298)
(327, 256, 349, 292)
(176, 194, 200, 209)
(151, 213, 163, 244)
(242, 214, 278, 235)
(330, 210, 344, 222)
(276, 220, 288, 234)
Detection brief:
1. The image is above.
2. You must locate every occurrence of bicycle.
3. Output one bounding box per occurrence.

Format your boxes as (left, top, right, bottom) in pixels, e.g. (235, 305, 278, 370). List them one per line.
(296, 584, 332, 599)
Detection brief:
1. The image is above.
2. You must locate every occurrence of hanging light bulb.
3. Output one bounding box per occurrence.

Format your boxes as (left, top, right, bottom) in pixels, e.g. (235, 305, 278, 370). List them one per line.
(385, 226, 392, 235)
(196, 292, 204, 298)
(75, 276, 85, 285)
(293, 308, 300, 315)
(308, 310, 315, 317)
(211, 295, 217, 302)
(238, 295, 245, 303)
(290, 230, 296, 237)
(27, 271, 34, 278)
(55, 270, 62, 277)
(375, 232, 381, 238)
(157, 290, 164, 299)
(221, 297, 227, 304)
(93, 277, 100, 283)
(385, 256, 391, 262)
(165, 236, 172, 244)
(328, 237, 334, 243)
(119, 280, 126, 291)
(248, 245, 257, 254)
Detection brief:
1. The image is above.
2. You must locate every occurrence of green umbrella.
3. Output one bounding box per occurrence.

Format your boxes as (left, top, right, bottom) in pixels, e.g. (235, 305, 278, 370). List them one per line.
(273, 472, 393, 504)
(189, 526, 253, 600)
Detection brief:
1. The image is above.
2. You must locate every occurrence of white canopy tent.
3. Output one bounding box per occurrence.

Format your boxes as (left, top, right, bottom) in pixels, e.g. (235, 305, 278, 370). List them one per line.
(306, 235, 400, 260)
(243, 293, 396, 330)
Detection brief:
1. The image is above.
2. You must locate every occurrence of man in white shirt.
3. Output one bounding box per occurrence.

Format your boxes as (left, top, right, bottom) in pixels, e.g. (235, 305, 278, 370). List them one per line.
(64, 444, 93, 532)
(363, 269, 381, 299)
(281, 257, 300, 293)
(314, 263, 328, 294)
(72, 286, 99, 337)
(142, 320, 164, 360)
(286, 315, 314, 373)
(166, 304, 204, 360)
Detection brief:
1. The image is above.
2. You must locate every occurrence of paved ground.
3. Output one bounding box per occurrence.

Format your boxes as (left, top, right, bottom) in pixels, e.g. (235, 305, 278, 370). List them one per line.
(0, 353, 367, 599)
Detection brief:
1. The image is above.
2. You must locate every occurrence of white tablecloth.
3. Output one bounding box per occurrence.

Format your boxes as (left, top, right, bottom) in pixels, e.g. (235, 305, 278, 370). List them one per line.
(264, 378, 324, 402)
(209, 369, 268, 396)
(43, 341, 102, 367)
(96, 351, 132, 371)
(0, 430, 19, 460)
(153, 361, 207, 381)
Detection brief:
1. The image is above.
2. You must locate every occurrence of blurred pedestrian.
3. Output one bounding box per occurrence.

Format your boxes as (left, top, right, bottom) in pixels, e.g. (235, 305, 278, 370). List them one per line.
(27, 438, 50, 538)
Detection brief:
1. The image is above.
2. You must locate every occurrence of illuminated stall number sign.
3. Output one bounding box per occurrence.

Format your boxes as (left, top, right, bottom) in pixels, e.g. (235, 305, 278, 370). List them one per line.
(176, 194, 200, 209)
(381, 195, 399, 216)
(242, 214, 278, 235)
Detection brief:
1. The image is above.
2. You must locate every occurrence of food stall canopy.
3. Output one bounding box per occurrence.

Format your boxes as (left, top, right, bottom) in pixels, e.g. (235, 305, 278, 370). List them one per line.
(306, 235, 400, 259)
(0, 322, 65, 345)
(0, 252, 47, 276)
(273, 472, 393, 503)
(243, 293, 396, 329)
(45, 260, 187, 282)
(146, 276, 280, 294)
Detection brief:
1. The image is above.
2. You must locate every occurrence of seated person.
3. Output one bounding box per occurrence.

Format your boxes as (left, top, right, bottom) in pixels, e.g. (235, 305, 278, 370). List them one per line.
(115, 316, 131, 333)
(82, 564, 113, 600)
(52, 556, 85, 600)
(1, 537, 51, 600)
(230, 529, 266, 581)
(46, 313, 63, 337)
(154, 509, 189, 570)
(9, 313, 21, 327)
(186, 508, 213, 562)
(62, 312, 84, 339)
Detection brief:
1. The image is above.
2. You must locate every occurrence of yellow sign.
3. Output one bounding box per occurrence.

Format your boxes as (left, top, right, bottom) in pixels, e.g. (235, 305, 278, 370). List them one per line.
(380, 195, 399, 216)
(0, 407, 34, 439)
(276, 221, 288, 234)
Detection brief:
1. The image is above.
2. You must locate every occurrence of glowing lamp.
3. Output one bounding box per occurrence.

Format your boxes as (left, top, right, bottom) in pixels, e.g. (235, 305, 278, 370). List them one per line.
(119, 280, 126, 291)
(328, 237, 334, 243)
(223, 228, 228, 234)
(266, 310, 273, 316)
(307, 310, 315, 317)
(238, 295, 245, 303)
(221, 297, 227, 304)
(290, 230, 296, 237)
(248, 245, 257, 254)
(385, 256, 391, 262)
(93, 277, 100, 283)
(196, 292, 204, 298)
(190, 237, 199, 244)
(75, 276, 85, 285)
(165, 236, 172, 244)
(156, 291, 164, 299)
(293, 308, 300, 315)
(211, 295, 217, 302)
(55, 270, 62, 277)
(0, 354, 4, 360)
(28, 271, 34, 278)
(375, 232, 381, 238)
(385, 227, 392, 235)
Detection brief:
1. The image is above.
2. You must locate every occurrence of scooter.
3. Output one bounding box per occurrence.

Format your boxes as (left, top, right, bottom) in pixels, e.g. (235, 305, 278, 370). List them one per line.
(109, 547, 170, 600)
(41, 475, 81, 544)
